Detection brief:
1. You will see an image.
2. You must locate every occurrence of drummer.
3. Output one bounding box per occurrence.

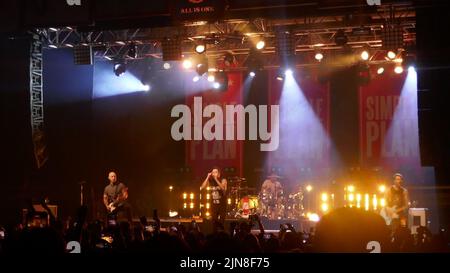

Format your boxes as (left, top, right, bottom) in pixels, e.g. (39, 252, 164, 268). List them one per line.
(261, 173, 283, 199)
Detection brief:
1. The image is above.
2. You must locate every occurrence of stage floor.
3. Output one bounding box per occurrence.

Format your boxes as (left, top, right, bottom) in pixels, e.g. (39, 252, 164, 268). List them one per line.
(135, 217, 317, 233)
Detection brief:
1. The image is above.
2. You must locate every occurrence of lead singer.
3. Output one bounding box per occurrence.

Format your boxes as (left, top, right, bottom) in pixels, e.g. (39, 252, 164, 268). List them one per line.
(200, 167, 227, 231)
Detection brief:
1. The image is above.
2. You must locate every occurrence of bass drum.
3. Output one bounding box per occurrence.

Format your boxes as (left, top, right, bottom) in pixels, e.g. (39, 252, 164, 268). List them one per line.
(237, 195, 259, 218)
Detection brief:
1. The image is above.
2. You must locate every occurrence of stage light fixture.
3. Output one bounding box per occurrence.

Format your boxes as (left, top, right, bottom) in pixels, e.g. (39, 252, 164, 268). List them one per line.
(408, 66, 415, 73)
(321, 203, 329, 212)
(183, 59, 193, 69)
(394, 65, 404, 74)
(372, 195, 378, 209)
(306, 185, 313, 192)
(315, 52, 324, 61)
(361, 50, 370, 61)
(163, 62, 171, 70)
(256, 40, 265, 50)
(285, 69, 293, 76)
(387, 50, 396, 60)
(196, 59, 208, 76)
(348, 193, 355, 202)
(143, 85, 150, 91)
(192, 76, 200, 82)
(276, 75, 284, 81)
(113, 61, 126, 77)
(378, 185, 386, 193)
(127, 43, 137, 59)
(207, 74, 215, 82)
(213, 82, 220, 89)
(195, 43, 206, 54)
(249, 71, 256, 77)
(308, 213, 320, 222)
(377, 67, 385, 74)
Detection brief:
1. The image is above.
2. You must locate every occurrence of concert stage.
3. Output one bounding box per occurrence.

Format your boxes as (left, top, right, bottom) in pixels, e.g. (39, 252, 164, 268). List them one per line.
(138, 217, 316, 234)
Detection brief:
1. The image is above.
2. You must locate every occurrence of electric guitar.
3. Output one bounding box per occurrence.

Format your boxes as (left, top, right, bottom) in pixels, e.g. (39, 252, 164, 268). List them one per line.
(106, 188, 128, 213)
(380, 206, 401, 225)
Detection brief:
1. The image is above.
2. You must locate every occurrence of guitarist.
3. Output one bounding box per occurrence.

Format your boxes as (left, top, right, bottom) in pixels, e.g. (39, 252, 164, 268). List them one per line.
(384, 173, 410, 230)
(103, 171, 131, 224)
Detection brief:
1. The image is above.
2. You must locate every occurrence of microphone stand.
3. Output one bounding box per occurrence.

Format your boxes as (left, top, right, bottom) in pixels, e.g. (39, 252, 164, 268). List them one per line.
(79, 181, 86, 206)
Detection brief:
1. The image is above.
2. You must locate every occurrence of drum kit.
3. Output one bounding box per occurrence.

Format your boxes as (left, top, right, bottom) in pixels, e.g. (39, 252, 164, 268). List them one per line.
(227, 176, 304, 220)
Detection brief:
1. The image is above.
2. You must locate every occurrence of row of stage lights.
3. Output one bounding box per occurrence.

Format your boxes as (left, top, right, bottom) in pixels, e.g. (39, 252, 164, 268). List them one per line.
(176, 183, 389, 219)
(112, 43, 414, 92)
(314, 48, 415, 76)
(319, 184, 389, 214)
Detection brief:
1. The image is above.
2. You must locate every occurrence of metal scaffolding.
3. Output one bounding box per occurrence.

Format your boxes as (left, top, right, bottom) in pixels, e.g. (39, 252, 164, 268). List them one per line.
(29, 32, 47, 168)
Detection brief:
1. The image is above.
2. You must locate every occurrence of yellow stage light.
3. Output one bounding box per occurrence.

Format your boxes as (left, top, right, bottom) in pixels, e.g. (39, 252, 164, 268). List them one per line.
(347, 185, 355, 192)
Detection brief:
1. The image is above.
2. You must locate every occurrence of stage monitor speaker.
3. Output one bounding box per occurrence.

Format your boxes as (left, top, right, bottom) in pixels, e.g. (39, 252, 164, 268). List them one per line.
(408, 208, 427, 234)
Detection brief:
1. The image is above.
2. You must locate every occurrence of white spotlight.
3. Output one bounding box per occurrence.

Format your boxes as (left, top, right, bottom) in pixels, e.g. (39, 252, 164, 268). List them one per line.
(192, 76, 200, 82)
(182, 59, 192, 69)
(361, 50, 370, 61)
(143, 85, 150, 91)
(315, 52, 324, 61)
(207, 75, 215, 82)
(163, 62, 171, 70)
(387, 50, 396, 60)
(377, 67, 385, 75)
(249, 71, 256, 77)
(256, 40, 265, 50)
(213, 82, 220, 89)
(394, 66, 404, 74)
(408, 66, 416, 73)
(285, 69, 293, 76)
(195, 44, 206, 54)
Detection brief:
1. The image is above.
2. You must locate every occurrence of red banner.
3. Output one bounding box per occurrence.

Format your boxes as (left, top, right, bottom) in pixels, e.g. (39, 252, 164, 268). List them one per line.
(185, 72, 243, 180)
(359, 67, 421, 169)
(266, 69, 330, 178)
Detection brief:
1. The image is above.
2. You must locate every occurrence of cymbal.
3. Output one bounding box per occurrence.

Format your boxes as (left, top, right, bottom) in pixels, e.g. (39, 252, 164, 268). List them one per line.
(229, 177, 246, 181)
(267, 174, 282, 179)
(231, 186, 256, 191)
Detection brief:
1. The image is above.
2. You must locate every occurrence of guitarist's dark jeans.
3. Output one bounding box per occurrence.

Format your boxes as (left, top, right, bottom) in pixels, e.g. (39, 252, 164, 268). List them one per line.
(391, 212, 408, 232)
